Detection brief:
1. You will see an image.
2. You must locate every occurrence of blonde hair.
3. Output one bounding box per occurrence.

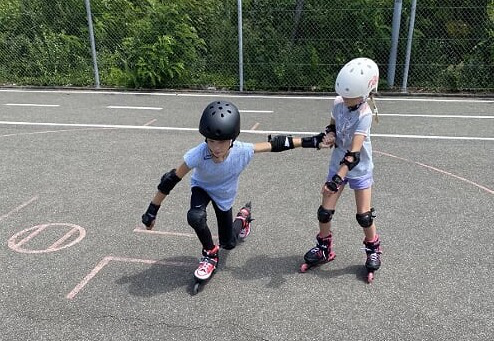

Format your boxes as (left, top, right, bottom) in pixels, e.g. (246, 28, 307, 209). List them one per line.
(368, 94, 379, 123)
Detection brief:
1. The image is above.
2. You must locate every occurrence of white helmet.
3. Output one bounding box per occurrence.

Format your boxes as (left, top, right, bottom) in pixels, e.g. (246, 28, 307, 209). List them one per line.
(335, 58, 379, 98)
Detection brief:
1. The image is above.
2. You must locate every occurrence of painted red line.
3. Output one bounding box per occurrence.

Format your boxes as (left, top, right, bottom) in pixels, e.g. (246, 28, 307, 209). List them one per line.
(66, 256, 190, 300)
(143, 118, 157, 126)
(14, 224, 48, 247)
(66, 256, 112, 300)
(133, 226, 218, 239)
(375, 150, 494, 195)
(48, 227, 79, 250)
(250, 122, 260, 130)
(0, 196, 38, 222)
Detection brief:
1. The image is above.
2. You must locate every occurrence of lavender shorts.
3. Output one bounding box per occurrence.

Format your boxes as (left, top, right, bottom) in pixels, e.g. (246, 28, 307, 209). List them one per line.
(327, 172, 374, 190)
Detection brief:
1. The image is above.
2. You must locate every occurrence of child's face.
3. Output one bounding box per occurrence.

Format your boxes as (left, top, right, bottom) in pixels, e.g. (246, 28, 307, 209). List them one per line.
(207, 139, 231, 159)
(342, 96, 364, 108)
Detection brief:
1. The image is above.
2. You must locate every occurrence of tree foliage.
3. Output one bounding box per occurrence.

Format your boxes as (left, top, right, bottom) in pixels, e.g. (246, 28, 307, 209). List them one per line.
(0, 0, 492, 91)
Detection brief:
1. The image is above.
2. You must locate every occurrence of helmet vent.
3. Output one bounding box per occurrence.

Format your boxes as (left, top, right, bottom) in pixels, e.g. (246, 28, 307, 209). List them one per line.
(211, 111, 216, 116)
(221, 113, 224, 117)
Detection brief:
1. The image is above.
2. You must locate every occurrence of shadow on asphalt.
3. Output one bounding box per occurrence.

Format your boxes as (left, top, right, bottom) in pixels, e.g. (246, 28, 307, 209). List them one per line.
(115, 250, 370, 297)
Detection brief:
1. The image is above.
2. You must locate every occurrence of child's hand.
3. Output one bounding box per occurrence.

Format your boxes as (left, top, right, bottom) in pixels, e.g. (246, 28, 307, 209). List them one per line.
(141, 213, 156, 230)
(142, 202, 160, 230)
(320, 133, 335, 148)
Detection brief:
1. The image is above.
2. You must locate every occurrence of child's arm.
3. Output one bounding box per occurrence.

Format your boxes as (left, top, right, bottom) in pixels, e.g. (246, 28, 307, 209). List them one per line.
(254, 125, 335, 154)
(142, 162, 191, 229)
(325, 134, 365, 193)
(253, 139, 303, 153)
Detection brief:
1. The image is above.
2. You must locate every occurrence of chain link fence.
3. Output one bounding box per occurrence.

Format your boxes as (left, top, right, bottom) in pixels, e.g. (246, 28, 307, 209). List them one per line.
(0, 0, 492, 93)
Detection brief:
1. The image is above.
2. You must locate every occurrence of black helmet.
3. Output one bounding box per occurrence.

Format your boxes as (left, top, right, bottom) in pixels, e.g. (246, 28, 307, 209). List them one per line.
(199, 101, 241, 140)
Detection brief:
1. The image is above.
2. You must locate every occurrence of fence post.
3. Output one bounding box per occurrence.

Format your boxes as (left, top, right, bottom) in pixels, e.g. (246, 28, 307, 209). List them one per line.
(401, 0, 417, 93)
(387, 0, 402, 88)
(84, 0, 100, 88)
(237, 0, 244, 92)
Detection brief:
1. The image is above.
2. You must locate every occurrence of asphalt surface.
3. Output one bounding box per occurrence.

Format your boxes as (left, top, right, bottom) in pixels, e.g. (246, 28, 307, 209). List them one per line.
(0, 89, 493, 340)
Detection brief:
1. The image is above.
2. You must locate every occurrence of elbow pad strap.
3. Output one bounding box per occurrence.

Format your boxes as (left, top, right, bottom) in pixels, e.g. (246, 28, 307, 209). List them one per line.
(157, 169, 181, 194)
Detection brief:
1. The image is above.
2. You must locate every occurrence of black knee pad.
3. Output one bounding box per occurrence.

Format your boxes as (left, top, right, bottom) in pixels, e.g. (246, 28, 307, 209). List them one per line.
(317, 206, 335, 223)
(187, 208, 207, 231)
(356, 208, 376, 228)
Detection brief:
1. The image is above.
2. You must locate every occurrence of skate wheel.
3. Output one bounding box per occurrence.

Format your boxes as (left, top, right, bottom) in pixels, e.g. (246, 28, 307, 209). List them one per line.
(367, 271, 374, 284)
(192, 282, 201, 295)
(300, 263, 310, 273)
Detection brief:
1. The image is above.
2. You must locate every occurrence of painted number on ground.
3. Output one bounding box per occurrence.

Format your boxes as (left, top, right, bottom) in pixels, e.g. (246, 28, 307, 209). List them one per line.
(8, 223, 86, 254)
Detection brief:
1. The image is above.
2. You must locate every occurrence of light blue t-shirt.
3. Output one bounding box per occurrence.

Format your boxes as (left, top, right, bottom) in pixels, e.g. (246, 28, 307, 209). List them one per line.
(184, 141, 255, 211)
(329, 96, 374, 179)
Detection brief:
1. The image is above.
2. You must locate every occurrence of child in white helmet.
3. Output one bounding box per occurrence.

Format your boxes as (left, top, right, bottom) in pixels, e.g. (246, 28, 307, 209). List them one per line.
(300, 57, 382, 282)
(141, 100, 329, 290)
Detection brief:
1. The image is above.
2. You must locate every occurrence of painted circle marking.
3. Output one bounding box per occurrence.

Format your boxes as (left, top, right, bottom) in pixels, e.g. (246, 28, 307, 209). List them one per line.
(8, 223, 86, 254)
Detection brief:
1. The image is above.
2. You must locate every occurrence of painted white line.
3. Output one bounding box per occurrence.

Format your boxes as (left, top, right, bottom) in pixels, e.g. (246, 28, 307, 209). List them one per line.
(107, 105, 162, 110)
(66, 255, 190, 299)
(371, 133, 494, 141)
(240, 110, 273, 113)
(0, 89, 492, 103)
(0, 127, 114, 137)
(378, 114, 494, 119)
(375, 151, 494, 195)
(0, 196, 38, 222)
(4, 103, 60, 107)
(0, 121, 493, 141)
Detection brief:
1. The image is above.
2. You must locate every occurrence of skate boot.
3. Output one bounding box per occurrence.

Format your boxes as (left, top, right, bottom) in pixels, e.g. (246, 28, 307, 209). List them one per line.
(192, 245, 219, 295)
(363, 236, 382, 283)
(236, 202, 253, 240)
(300, 234, 336, 272)
(194, 245, 219, 281)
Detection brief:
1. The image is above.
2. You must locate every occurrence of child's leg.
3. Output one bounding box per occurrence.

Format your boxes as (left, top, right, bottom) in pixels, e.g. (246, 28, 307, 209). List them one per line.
(187, 187, 214, 251)
(354, 187, 382, 272)
(212, 202, 234, 249)
(302, 183, 344, 267)
(354, 188, 376, 241)
(319, 183, 345, 237)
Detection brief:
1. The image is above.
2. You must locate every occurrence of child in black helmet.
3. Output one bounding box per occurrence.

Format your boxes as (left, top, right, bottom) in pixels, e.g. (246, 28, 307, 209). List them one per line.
(142, 100, 329, 281)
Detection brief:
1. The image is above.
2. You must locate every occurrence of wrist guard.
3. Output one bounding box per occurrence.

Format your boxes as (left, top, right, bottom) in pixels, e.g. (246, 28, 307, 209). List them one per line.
(325, 124, 336, 135)
(157, 169, 181, 194)
(142, 202, 160, 228)
(301, 132, 325, 149)
(326, 174, 344, 192)
(269, 135, 294, 152)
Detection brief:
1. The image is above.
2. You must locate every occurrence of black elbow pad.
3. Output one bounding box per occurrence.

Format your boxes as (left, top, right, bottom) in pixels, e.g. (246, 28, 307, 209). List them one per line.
(340, 151, 360, 170)
(157, 169, 181, 194)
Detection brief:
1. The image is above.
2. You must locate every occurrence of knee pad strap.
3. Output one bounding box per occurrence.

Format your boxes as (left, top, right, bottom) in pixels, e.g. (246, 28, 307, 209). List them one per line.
(317, 206, 335, 223)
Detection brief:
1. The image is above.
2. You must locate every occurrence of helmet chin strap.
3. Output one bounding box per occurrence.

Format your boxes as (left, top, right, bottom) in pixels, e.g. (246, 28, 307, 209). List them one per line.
(348, 96, 367, 111)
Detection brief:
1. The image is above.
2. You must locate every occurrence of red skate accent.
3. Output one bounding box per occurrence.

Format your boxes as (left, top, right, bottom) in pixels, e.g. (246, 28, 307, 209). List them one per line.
(194, 245, 219, 281)
(236, 203, 252, 239)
